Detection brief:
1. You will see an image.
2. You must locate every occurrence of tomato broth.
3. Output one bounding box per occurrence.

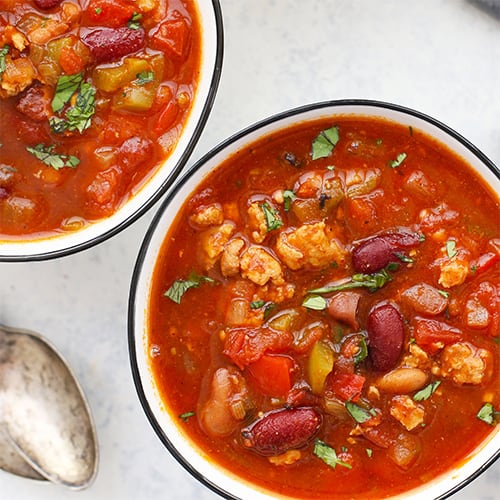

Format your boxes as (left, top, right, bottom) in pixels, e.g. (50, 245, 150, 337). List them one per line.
(0, 0, 201, 239)
(148, 116, 499, 499)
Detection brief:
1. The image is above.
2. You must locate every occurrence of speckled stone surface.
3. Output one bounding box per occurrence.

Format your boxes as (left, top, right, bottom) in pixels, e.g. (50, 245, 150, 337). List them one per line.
(1, 1, 499, 498)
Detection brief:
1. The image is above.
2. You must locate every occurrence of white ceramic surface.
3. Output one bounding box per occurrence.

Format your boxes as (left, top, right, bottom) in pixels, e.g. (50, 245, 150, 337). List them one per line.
(1, 1, 499, 499)
(130, 101, 499, 500)
(0, 0, 223, 261)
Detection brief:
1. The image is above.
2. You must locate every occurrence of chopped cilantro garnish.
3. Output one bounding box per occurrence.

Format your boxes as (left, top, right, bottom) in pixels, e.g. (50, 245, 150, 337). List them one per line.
(302, 295, 328, 311)
(394, 252, 413, 264)
(413, 381, 441, 401)
(311, 125, 339, 160)
(366, 448, 373, 458)
(353, 337, 368, 364)
(375, 138, 383, 146)
(128, 12, 143, 29)
(345, 401, 373, 424)
(446, 240, 457, 259)
(313, 440, 352, 469)
(26, 144, 80, 170)
(476, 403, 499, 425)
(50, 73, 96, 134)
(179, 411, 195, 422)
(164, 273, 215, 304)
(388, 152, 407, 168)
(0, 45, 10, 78)
(437, 290, 449, 298)
(135, 70, 155, 85)
(94, 7, 102, 14)
(261, 202, 283, 231)
(283, 190, 296, 212)
(250, 300, 265, 309)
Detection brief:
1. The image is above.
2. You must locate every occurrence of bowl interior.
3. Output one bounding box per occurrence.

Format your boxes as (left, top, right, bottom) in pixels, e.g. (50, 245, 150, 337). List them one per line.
(130, 100, 499, 500)
(0, 0, 223, 262)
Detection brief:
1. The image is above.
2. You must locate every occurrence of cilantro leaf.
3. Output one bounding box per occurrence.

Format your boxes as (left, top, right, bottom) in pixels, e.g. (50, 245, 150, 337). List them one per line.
(135, 70, 155, 85)
(312, 126, 339, 160)
(413, 381, 441, 401)
(313, 440, 352, 469)
(0, 45, 10, 78)
(128, 12, 143, 29)
(261, 202, 283, 231)
(388, 152, 407, 168)
(51, 73, 83, 113)
(164, 273, 215, 304)
(179, 411, 195, 422)
(250, 300, 265, 309)
(446, 240, 457, 259)
(345, 401, 372, 423)
(302, 295, 327, 311)
(50, 73, 96, 134)
(26, 144, 80, 170)
(283, 190, 296, 212)
(353, 337, 368, 364)
(477, 403, 498, 425)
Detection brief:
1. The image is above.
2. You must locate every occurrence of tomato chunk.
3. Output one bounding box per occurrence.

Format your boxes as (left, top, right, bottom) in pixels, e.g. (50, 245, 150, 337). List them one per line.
(413, 317, 462, 352)
(151, 18, 191, 59)
(247, 354, 294, 397)
(326, 372, 365, 402)
(86, 0, 136, 28)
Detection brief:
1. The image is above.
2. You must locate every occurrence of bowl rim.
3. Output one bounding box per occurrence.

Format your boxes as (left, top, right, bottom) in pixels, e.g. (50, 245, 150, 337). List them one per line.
(128, 98, 500, 500)
(0, 0, 224, 263)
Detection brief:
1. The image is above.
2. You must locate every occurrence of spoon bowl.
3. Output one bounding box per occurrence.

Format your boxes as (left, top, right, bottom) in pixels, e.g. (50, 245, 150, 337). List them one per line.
(0, 325, 98, 489)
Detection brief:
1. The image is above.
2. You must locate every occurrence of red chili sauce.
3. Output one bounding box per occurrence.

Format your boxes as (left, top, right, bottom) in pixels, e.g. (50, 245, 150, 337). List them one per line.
(149, 116, 499, 499)
(0, 0, 200, 238)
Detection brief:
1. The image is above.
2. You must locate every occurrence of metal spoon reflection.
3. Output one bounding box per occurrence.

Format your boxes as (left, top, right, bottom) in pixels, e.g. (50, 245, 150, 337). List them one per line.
(0, 324, 98, 489)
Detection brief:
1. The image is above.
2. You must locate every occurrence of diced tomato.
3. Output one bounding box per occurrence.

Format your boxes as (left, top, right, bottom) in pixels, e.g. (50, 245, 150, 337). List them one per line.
(154, 101, 179, 135)
(151, 18, 191, 59)
(326, 372, 365, 402)
(413, 317, 462, 352)
(247, 354, 294, 397)
(86, 0, 135, 28)
(59, 45, 85, 75)
(223, 327, 293, 369)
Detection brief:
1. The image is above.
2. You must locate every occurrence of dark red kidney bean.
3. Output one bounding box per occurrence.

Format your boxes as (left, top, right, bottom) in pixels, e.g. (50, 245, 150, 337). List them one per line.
(241, 407, 321, 456)
(81, 28, 146, 64)
(352, 229, 421, 273)
(33, 0, 62, 9)
(367, 302, 404, 371)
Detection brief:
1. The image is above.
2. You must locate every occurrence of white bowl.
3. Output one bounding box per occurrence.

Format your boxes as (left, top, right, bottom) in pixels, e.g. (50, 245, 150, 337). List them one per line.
(0, 0, 223, 262)
(129, 100, 499, 500)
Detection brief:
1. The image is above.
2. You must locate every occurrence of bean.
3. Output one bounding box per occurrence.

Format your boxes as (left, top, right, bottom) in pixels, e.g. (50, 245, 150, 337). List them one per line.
(241, 407, 321, 456)
(377, 368, 428, 393)
(33, 0, 62, 9)
(352, 229, 420, 273)
(81, 27, 146, 64)
(367, 302, 405, 371)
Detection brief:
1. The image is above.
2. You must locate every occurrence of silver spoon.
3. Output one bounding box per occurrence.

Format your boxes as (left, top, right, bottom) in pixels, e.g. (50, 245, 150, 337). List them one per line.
(0, 324, 98, 489)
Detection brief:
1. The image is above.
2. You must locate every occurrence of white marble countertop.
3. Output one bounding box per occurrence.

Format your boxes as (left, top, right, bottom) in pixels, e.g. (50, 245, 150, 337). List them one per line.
(1, 0, 499, 498)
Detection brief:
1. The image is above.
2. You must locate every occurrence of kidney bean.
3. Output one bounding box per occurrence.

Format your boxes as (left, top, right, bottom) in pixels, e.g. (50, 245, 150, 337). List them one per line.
(352, 229, 421, 273)
(367, 302, 405, 371)
(81, 27, 146, 64)
(33, 0, 62, 9)
(241, 407, 321, 456)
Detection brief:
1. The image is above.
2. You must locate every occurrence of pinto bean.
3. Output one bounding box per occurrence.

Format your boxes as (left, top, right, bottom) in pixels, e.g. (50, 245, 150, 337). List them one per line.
(352, 229, 421, 273)
(241, 407, 321, 456)
(377, 368, 428, 393)
(33, 0, 62, 9)
(81, 27, 146, 64)
(367, 302, 405, 371)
